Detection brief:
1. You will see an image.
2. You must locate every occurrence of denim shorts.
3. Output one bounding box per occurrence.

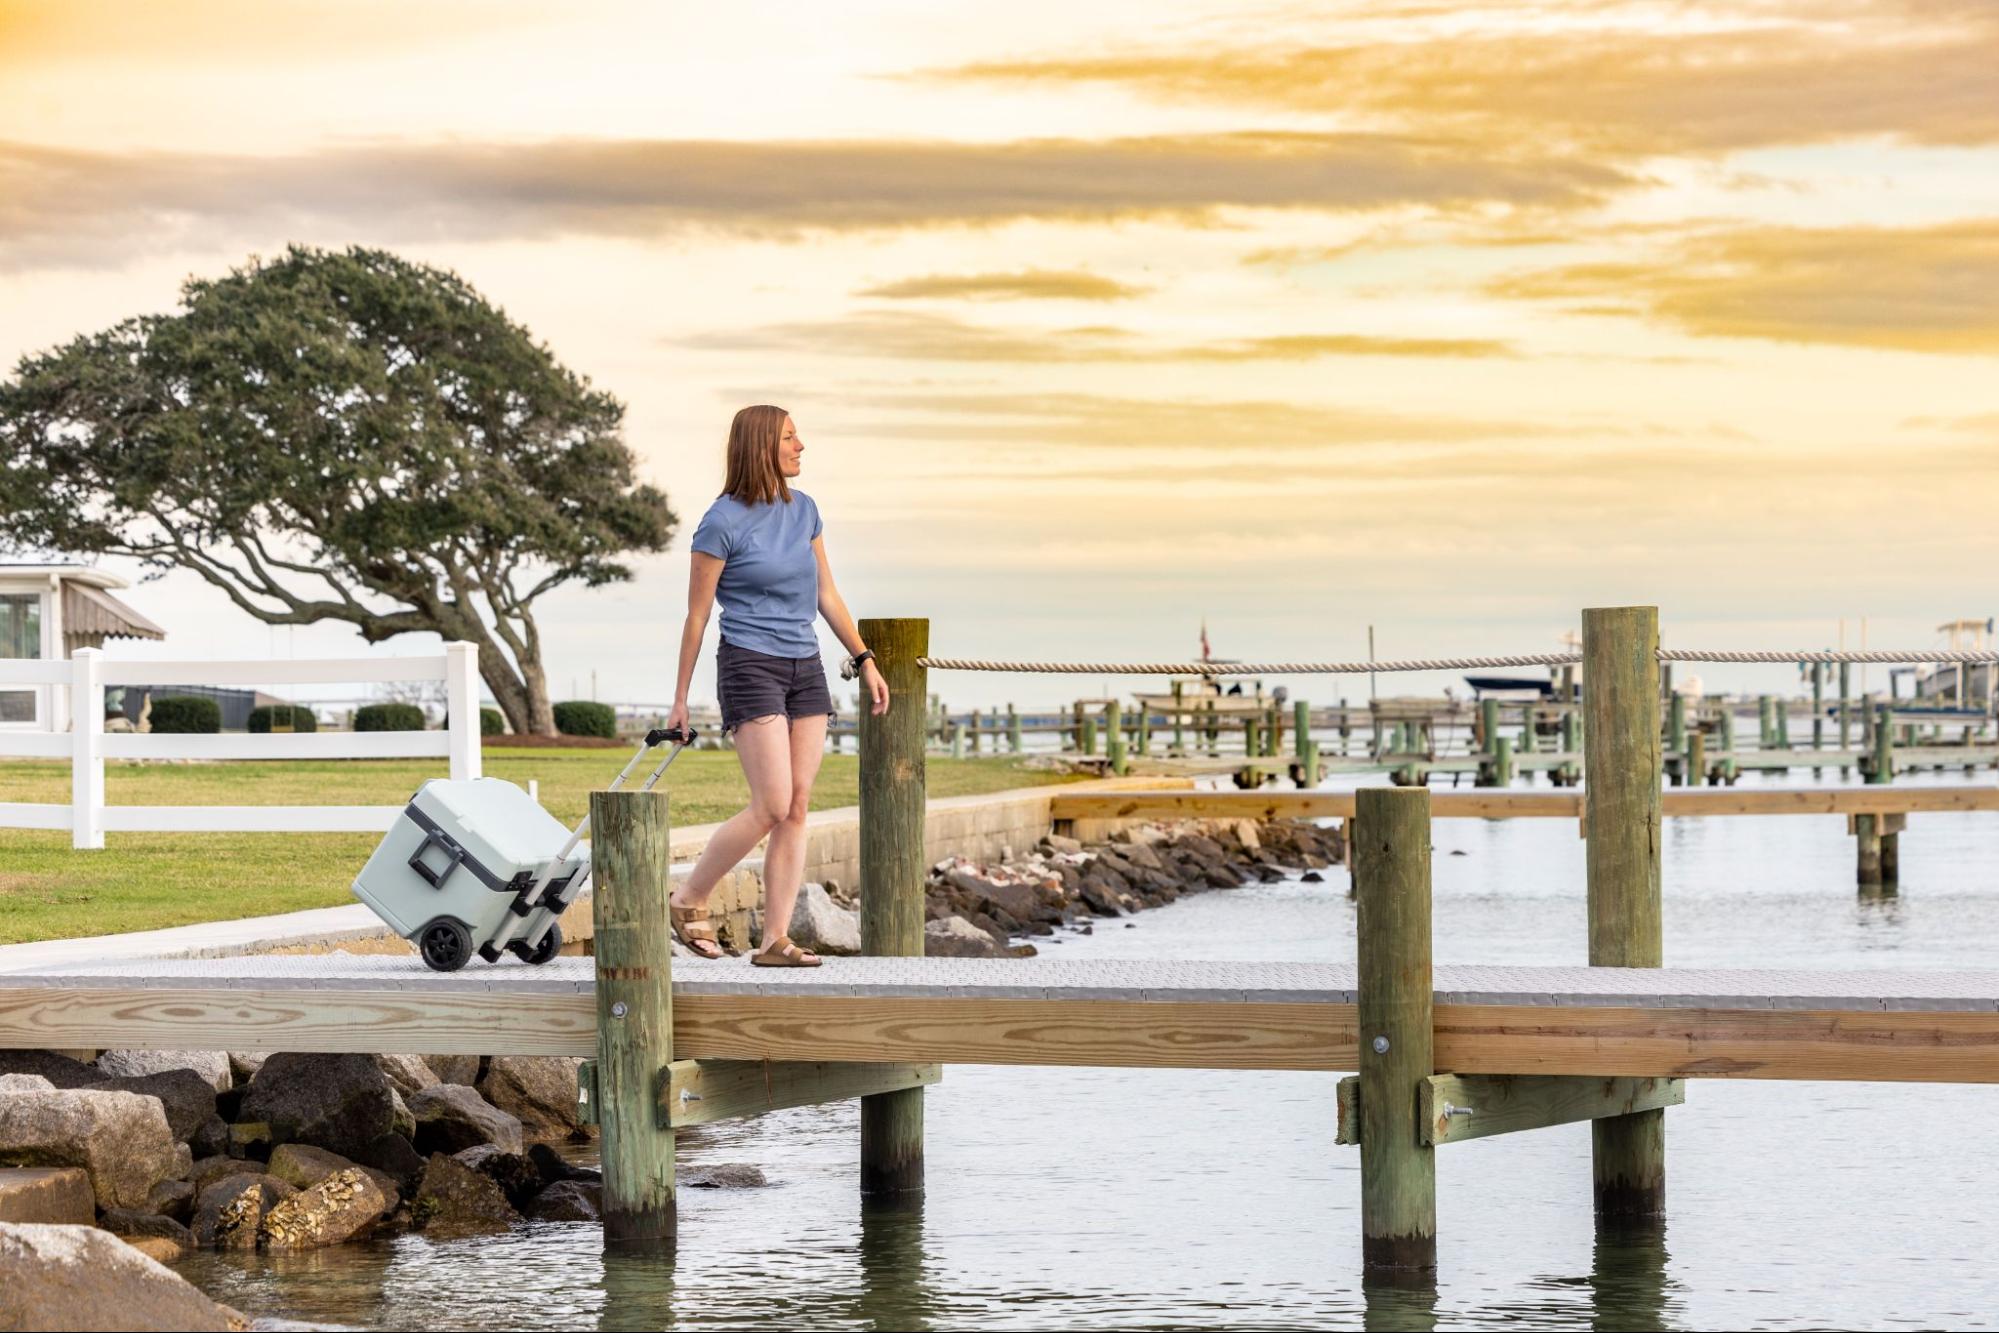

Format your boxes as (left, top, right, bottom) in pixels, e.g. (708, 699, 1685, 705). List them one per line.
(717, 637, 836, 735)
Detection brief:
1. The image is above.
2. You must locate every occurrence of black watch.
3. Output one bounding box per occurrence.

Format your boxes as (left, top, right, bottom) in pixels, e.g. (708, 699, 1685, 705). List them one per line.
(841, 649, 876, 681)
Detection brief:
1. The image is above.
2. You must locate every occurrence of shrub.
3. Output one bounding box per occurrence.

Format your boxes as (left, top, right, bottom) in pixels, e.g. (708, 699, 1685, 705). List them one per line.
(552, 700, 616, 739)
(247, 704, 318, 733)
(354, 702, 428, 732)
(440, 707, 507, 736)
(148, 695, 221, 734)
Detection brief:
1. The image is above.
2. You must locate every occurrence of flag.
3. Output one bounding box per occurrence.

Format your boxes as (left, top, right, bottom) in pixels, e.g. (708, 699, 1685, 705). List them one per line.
(1199, 618, 1210, 663)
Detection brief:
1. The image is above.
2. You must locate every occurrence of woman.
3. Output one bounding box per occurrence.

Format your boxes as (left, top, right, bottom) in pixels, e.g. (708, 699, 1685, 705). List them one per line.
(663, 405, 890, 966)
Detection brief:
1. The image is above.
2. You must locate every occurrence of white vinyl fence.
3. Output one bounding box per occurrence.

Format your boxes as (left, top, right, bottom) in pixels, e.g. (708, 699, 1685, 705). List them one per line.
(0, 642, 482, 849)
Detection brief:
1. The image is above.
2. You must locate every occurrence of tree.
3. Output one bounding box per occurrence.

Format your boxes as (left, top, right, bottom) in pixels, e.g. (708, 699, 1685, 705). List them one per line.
(0, 245, 676, 734)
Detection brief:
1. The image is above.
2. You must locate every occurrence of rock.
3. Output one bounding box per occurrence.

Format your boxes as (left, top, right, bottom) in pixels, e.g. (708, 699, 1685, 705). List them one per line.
(408, 1084, 525, 1156)
(191, 1173, 293, 1249)
(0, 1052, 104, 1090)
(411, 1153, 520, 1237)
(93, 1050, 231, 1094)
(525, 1178, 601, 1221)
(187, 1157, 241, 1192)
(1228, 819, 1263, 852)
(238, 1053, 396, 1154)
(1041, 832, 1083, 854)
(96, 1069, 219, 1144)
(475, 1058, 584, 1144)
(123, 1234, 185, 1264)
(526, 1143, 601, 1189)
(0, 1222, 244, 1331)
(683, 1163, 767, 1189)
(98, 1208, 194, 1250)
(0, 1168, 93, 1225)
(373, 1055, 440, 1099)
(266, 1143, 400, 1210)
(259, 1167, 389, 1250)
(422, 1054, 482, 1086)
(1302, 870, 1325, 883)
(1076, 874, 1127, 916)
(923, 915, 1005, 958)
(953, 872, 1062, 926)
(785, 882, 861, 956)
(189, 1116, 230, 1160)
(146, 1178, 195, 1222)
(227, 1122, 272, 1160)
(348, 1133, 427, 1195)
(0, 1087, 180, 1210)
(388, 1088, 417, 1141)
(0, 1074, 55, 1093)
(454, 1146, 543, 1209)
(226, 1053, 268, 1085)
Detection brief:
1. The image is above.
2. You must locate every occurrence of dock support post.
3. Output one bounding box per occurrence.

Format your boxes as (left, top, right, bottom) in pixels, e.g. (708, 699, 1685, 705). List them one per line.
(1007, 703, 1021, 754)
(1718, 705, 1737, 783)
(1493, 735, 1514, 787)
(859, 616, 928, 1197)
(1667, 694, 1687, 786)
(1072, 700, 1085, 755)
(1560, 709, 1580, 786)
(1478, 699, 1499, 785)
(1355, 786, 1435, 1274)
(1758, 695, 1774, 750)
(1811, 662, 1824, 751)
(1583, 606, 1665, 1221)
(1838, 663, 1851, 750)
(1294, 699, 1311, 771)
(1171, 681, 1184, 755)
(1105, 700, 1127, 776)
(591, 787, 677, 1246)
(1080, 714, 1096, 757)
(1856, 701, 1899, 888)
(1688, 728, 1706, 787)
(968, 709, 980, 755)
(1244, 715, 1260, 760)
(1135, 703, 1150, 757)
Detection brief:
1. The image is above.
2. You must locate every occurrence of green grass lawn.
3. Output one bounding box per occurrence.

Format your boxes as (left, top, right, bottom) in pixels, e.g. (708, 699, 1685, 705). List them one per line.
(0, 749, 1082, 945)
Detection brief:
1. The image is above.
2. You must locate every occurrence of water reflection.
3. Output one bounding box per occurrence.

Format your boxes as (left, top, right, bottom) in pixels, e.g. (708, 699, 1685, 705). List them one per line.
(852, 1196, 938, 1332)
(1586, 1220, 1675, 1331)
(1360, 1270, 1438, 1332)
(597, 1247, 676, 1332)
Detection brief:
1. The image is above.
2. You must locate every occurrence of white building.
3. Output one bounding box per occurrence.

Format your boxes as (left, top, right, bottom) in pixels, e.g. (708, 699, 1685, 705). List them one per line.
(0, 564, 166, 732)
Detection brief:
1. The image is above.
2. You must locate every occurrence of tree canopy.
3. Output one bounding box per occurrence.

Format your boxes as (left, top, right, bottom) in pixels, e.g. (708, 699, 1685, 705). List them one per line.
(0, 245, 676, 733)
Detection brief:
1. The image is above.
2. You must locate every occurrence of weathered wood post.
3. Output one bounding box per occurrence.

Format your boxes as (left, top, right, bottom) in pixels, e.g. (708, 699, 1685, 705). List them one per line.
(1080, 713, 1097, 757)
(1583, 606, 1665, 1220)
(859, 617, 928, 1197)
(1244, 714, 1261, 760)
(591, 787, 677, 1245)
(1171, 681, 1185, 755)
(1478, 699, 1500, 786)
(1688, 728, 1706, 788)
(1811, 662, 1825, 751)
(1493, 735, 1515, 787)
(1667, 694, 1687, 786)
(1838, 663, 1852, 750)
(1295, 699, 1315, 785)
(1855, 701, 1900, 888)
(1355, 786, 1436, 1273)
(1007, 703, 1022, 754)
(1135, 702, 1150, 757)
(1560, 708, 1580, 786)
(1718, 704, 1737, 782)
(1105, 700, 1127, 776)
(1758, 695, 1775, 750)
(968, 708, 980, 755)
(1072, 700, 1085, 754)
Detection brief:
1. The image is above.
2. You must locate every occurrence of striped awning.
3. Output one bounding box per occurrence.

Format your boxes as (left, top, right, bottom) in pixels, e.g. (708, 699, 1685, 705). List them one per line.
(62, 580, 165, 642)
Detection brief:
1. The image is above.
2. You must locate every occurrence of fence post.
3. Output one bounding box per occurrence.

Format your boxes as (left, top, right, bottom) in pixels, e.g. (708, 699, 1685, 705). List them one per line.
(859, 617, 928, 1197)
(70, 648, 104, 851)
(1355, 786, 1435, 1273)
(1583, 606, 1665, 1220)
(444, 641, 482, 781)
(591, 786, 676, 1245)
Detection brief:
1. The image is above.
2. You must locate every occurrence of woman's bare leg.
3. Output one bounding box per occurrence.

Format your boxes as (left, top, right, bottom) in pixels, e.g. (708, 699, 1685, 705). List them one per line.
(671, 715, 791, 916)
(759, 711, 829, 949)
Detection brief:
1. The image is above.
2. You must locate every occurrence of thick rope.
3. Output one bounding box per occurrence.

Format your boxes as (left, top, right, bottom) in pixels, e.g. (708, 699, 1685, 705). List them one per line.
(914, 649, 1999, 674)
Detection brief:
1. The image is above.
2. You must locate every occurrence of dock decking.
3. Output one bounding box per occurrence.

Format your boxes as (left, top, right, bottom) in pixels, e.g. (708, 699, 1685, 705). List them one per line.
(5, 954, 1996, 1082)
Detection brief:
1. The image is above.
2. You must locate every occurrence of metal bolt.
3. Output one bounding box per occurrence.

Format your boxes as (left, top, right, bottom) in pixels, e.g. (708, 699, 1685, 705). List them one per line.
(1371, 1035, 1390, 1055)
(611, 1001, 628, 1018)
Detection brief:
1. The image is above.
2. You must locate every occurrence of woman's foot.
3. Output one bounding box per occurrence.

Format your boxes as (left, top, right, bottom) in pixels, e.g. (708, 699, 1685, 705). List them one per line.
(749, 935, 821, 967)
(668, 896, 725, 959)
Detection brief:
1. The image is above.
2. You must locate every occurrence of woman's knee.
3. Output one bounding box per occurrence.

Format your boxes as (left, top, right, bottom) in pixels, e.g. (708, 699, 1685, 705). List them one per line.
(747, 793, 789, 829)
(782, 788, 811, 827)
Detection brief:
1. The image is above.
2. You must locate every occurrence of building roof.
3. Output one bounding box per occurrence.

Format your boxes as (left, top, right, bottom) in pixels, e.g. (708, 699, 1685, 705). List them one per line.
(63, 581, 165, 642)
(0, 564, 131, 592)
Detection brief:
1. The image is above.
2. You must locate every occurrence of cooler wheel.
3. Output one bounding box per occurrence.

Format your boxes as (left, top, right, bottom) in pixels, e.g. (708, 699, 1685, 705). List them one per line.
(507, 922, 563, 966)
(418, 917, 474, 972)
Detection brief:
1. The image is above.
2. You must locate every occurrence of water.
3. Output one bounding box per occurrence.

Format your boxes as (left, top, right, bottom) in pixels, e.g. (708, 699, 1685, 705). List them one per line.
(176, 769, 1999, 1330)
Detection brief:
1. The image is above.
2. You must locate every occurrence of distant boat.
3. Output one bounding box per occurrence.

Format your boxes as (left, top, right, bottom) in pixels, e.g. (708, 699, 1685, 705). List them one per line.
(1463, 674, 1556, 699)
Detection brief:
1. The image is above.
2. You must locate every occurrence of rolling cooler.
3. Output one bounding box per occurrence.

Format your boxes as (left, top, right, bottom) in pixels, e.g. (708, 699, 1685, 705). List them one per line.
(351, 726, 696, 972)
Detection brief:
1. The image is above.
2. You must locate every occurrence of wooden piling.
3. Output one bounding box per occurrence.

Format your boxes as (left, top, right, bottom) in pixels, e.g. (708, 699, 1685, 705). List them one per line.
(1560, 710, 1580, 786)
(1582, 606, 1665, 1220)
(1493, 735, 1515, 787)
(1478, 699, 1500, 786)
(1244, 715, 1261, 759)
(858, 617, 928, 1197)
(1811, 663, 1824, 751)
(1080, 715, 1097, 757)
(1758, 695, 1774, 749)
(1171, 681, 1185, 754)
(1355, 786, 1436, 1273)
(1718, 706, 1737, 782)
(1007, 703, 1022, 754)
(1688, 729, 1706, 788)
(1838, 664, 1851, 749)
(968, 708, 980, 755)
(591, 787, 677, 1245)
(1135, 704, 1150, 757)
(1106, 700, 1127, 776)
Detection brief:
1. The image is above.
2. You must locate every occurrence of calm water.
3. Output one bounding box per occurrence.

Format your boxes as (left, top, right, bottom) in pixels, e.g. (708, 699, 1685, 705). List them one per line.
(178, 769, 1999, 1330)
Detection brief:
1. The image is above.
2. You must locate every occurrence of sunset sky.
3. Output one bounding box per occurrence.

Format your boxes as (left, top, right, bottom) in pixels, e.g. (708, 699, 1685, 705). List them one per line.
(3, 0, 1996, 711)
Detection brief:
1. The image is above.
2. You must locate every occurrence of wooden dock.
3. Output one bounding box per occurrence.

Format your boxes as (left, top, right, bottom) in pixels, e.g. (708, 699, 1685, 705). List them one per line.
(3, 954, 1996, 1083)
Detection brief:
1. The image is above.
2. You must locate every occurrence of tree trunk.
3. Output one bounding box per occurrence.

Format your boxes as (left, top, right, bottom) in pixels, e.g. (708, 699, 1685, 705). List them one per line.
(519, 657, 556, 735)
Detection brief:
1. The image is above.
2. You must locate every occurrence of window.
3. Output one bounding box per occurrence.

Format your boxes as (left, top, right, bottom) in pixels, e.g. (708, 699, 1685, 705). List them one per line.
(0, 593, 42, 722)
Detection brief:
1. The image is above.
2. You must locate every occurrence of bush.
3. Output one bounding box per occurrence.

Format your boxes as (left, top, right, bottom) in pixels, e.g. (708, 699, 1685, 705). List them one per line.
(552, 700, 616, 739)
(148, 695, 221, 734)
(354, 702, 428, 732)
(247, 704, 318, 733)
(440, 707, 507, 736)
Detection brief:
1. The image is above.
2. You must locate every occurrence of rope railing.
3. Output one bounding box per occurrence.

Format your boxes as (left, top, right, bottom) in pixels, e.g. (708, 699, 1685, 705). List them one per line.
(913, 649, 1999, 675)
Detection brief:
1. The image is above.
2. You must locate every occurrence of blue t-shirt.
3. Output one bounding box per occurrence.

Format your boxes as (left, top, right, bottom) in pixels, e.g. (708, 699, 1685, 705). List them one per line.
(689, 491, 822, 658)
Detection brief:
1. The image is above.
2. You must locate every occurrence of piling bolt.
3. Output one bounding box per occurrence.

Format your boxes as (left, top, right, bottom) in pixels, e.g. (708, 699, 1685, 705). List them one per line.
(1371, 1035, 1391, 1054)
(611, 1001, 628, 1019)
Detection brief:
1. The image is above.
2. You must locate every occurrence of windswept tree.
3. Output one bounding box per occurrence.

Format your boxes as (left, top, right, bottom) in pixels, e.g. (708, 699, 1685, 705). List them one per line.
(0, 245, 676, 734)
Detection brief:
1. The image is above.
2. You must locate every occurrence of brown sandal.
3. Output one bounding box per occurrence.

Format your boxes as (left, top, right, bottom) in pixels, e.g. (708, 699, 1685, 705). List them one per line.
(750, 935, 821, 968)
(669, 904, 725, 959)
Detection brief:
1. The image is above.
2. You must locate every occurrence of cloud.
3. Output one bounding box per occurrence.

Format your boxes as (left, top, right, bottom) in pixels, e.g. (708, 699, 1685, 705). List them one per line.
(922, 1, 1999, 155)
(1486, 220, 1999, 352)
(0, 132, 1630, 271)
(856, 269, 1149, 301)
(680, 309, 1516, 363)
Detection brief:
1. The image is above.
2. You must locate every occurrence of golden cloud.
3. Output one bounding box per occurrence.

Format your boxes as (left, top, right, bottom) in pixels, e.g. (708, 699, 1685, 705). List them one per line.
(857, 269, 1149, 301)
(0, 132, 1628, 270)
(1487, 220, 1999, 352)
(926, 1, 1999, 154)
(683, 309, 1515, 363)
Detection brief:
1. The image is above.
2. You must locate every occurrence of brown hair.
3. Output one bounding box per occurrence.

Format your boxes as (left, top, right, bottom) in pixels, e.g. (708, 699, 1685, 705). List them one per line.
(721, 404, 792, 506)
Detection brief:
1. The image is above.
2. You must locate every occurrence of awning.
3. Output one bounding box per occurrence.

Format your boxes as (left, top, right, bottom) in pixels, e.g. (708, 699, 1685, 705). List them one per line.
(63, 580, 166, 642)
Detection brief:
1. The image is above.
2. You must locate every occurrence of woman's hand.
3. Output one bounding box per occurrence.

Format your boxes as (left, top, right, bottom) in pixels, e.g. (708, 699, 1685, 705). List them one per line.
(666, 699, 690, 734)
(861, 660, 890, 715)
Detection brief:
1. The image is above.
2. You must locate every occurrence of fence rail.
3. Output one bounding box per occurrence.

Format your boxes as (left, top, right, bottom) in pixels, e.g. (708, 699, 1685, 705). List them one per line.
(0, 642, 482, 848)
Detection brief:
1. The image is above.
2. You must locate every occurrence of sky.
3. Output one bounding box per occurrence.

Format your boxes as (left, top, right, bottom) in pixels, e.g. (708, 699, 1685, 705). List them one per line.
(3, 0, 1996, 712)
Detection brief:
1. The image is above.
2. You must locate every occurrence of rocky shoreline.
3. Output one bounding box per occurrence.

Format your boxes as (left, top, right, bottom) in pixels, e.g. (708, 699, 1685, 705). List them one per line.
(787, 815, 1348, 959)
